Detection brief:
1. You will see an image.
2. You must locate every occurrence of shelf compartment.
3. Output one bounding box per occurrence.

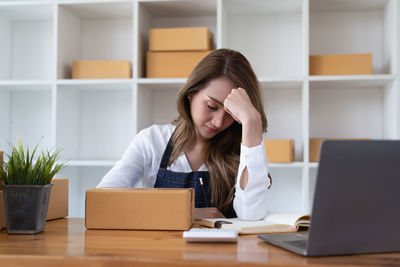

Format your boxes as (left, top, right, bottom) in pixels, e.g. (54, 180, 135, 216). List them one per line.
(0, 87, 53, 155)
(56, 84, 134, 161)
(221, 0, 303, 77)
(0, 80, 52, 91)
(262, 82, 304, 162)
(259, 78, 303, 89)
(309, 82, 395, 140)
(266, 168, 303, 213)
(57, 79, 133, 90)
(137, 0, 217, 78)
(58, 1, 133, 79)
(0, 4, 53, 80)
(137, 78, 186, 85)
(136, 83, 180, 132)
(309, 74, 396, 87)
(310, 0, 397, 75)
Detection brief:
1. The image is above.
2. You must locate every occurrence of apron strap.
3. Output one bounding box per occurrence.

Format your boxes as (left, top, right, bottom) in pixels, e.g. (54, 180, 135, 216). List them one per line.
(159, 135, 173, 169)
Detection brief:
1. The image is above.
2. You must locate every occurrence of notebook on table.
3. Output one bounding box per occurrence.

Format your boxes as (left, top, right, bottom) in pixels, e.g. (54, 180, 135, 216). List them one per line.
(200, 212, 310, 234)
(258, 140, 400, 256)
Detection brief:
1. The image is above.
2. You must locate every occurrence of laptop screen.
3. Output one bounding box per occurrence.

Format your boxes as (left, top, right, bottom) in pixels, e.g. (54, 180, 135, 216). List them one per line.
(307, 140, 400, 256)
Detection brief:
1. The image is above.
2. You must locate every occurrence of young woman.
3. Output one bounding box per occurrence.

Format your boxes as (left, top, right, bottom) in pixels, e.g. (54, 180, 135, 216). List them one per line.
(98, 48, 271, 220)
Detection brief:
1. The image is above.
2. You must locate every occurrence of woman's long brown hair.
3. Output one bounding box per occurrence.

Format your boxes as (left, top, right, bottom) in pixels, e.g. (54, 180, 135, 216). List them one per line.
(169, 49, 267, 213)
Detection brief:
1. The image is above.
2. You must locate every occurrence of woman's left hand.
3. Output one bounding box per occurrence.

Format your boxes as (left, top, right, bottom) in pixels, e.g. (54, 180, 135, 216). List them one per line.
(223, 88, 262, 147)
(194, 208, 225, 220)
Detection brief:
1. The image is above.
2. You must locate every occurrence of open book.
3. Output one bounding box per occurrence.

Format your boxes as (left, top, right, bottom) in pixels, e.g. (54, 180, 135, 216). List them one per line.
(199, 212, 310, 234)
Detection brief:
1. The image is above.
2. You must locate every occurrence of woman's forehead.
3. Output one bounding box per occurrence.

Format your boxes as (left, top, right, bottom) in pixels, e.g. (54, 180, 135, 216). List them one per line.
(200, 77, 235, 99)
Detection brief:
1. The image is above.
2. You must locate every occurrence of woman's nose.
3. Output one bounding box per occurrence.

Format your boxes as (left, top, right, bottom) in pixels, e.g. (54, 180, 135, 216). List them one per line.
(211, 111, 227, 128)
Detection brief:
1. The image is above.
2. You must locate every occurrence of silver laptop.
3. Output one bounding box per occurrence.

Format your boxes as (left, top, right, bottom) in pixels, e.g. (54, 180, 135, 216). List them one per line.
(258, 140, 400, 256)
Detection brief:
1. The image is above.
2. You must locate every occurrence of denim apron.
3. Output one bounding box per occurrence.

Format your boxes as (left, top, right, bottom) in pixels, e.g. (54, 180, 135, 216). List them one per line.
(154, 136, 236, 218)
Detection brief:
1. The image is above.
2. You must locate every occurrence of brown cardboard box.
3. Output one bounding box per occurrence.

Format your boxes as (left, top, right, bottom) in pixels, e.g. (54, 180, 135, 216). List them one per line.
(47, 178, 69, 220)
(309, 53, 372, 75)
(147, 51, 211, 78)
(149, 27, 213, 51)
(264, 139, 294, 163)
(309, 138, 371, 162)
(72, 60, 132, 79)
(0, 178, 69, 229)
(309, 138, 327, 162)
(85, 188, 194, 230)
(146, 51, 211, 78)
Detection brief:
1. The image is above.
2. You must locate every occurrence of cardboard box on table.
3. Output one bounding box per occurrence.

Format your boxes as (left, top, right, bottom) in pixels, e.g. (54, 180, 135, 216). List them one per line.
(309, 53, 372, 75)
(264, 139, 295, 163)
(72, 60, 132, 79)
(85, 188, 194, 230)
(47, 178, 69, 220)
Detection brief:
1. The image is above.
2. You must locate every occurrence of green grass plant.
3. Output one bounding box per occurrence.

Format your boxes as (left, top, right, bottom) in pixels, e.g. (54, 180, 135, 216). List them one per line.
(0, 140, 67, 185)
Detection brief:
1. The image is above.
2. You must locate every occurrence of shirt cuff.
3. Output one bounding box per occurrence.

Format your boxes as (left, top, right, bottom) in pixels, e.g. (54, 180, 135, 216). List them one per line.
(240, 141, 268, 168)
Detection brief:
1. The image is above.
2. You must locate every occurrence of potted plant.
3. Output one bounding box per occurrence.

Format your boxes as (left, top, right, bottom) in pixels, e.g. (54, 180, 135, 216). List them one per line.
(0, 140, 66, 234)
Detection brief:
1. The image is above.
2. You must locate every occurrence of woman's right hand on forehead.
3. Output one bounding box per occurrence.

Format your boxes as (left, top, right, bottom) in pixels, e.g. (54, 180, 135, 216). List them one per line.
(223, 87, 258, 125)
(224, 87, 263, 148)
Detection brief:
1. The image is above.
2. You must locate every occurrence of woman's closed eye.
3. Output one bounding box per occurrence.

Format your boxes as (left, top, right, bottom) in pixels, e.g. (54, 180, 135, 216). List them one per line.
(207, 103, 218, 111)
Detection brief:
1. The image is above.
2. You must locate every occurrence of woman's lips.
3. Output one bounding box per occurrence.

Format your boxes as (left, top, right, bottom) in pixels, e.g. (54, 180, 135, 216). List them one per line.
(205, 125, 218, 133)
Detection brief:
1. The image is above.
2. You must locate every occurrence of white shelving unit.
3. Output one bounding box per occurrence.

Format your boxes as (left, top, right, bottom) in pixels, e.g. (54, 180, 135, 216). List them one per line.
(0, 0, 398, 217)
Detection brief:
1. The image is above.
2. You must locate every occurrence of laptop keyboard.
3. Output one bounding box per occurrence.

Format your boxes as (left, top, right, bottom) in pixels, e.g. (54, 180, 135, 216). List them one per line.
(258, 232, 309, 252)
(283, 239, 307, 249)
(295, 232, 309, 239)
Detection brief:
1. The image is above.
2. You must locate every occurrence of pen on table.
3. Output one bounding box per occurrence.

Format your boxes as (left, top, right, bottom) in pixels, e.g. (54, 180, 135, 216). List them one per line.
(214, 220, 233, 228)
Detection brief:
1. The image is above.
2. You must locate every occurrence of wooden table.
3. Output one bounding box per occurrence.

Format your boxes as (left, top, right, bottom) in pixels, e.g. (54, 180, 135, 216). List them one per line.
(0, 218, 399, 266)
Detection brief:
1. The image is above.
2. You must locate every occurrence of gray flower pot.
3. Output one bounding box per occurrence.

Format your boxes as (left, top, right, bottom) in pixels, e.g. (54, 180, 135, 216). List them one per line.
(2, 183, 53, 234)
